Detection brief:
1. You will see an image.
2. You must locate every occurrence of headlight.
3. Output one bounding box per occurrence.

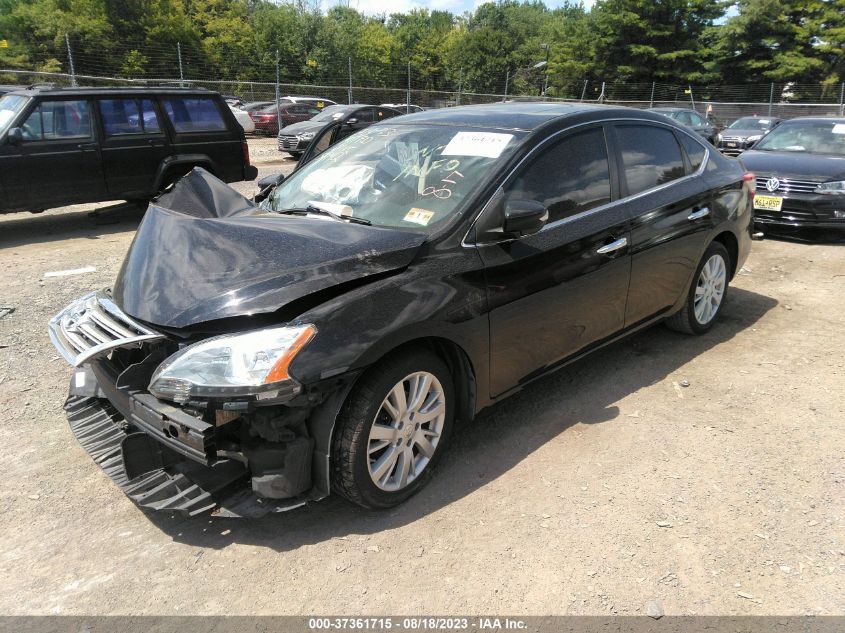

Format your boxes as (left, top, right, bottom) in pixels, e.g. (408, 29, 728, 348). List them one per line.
(298, 132, 315, 140)
(716, 133, 722, 142)
(149, 325, 316, 403)
(816, 181, 845, 194)
(746, 134, 763, 142)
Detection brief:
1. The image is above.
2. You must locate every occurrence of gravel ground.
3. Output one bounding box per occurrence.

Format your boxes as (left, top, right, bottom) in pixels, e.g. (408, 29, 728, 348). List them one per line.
(0, 139, 843, 616)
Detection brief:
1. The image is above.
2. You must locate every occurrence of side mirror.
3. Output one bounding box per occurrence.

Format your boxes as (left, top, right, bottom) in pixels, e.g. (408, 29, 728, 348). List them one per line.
(6, 127, 22, 146)
(257, 173, 285, 190)
(254, 173, 285, 203)
(345, 117, 358, 126)
(503, 199, 548, 237)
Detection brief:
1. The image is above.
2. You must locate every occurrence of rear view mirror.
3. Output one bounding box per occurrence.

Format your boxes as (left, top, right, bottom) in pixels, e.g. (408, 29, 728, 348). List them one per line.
(6, 127, 22, 146)
(503, 200, 548, 237)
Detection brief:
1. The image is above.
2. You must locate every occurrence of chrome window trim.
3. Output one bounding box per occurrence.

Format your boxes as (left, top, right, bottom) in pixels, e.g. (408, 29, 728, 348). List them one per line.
(463, 117, 710, 247)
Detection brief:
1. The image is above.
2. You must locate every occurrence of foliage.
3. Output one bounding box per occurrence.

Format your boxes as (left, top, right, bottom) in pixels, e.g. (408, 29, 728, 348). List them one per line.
(0, 0, 842, 93)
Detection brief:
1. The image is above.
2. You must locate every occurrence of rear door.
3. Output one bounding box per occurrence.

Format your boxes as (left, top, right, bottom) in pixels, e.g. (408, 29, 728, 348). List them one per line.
(15, 98, 107, 209)
(97, 97, 171, 198)
(611, 123, 714, 327)
(479, 124, 631, 396)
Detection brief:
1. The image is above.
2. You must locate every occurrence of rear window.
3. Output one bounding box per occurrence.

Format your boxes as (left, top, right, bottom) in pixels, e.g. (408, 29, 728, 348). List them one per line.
(162, 97, 226, 132)
(616, 125, 685, 195)
(99, 98, 161, 135)
(679, 133, 707, 173)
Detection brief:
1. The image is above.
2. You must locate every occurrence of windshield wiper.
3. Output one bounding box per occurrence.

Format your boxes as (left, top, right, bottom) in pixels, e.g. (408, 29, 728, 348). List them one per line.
(275, 205, 372, 226)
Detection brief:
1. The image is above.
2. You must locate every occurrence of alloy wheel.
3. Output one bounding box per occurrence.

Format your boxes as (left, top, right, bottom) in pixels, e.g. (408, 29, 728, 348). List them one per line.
(694, 253, 727, 325)
(367, 371, 446, 492)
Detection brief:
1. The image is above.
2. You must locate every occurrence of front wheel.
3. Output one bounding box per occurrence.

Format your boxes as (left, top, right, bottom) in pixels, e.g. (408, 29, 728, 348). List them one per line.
(331, 349, 454, 509)
(666, 241, 731, 335)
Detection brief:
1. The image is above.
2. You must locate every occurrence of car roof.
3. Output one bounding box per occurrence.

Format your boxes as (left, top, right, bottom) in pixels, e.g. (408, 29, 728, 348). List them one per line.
(5, 85, 218, 98)
(778, 116, 845, 124)
(387, 102, 668, 131)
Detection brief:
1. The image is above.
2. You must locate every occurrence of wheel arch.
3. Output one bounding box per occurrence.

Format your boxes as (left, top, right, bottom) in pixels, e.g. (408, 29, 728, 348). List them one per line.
(712, 230, 739, 279)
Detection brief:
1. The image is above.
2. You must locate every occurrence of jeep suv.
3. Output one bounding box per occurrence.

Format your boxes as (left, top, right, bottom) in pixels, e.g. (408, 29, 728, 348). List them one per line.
(0, 86, 257, 214)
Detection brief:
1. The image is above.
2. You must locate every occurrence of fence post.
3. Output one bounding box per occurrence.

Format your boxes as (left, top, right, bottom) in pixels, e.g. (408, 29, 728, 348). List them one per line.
(503, 70, 509, 102)
(597, 81, 605, 102)
(688, 84, 695, 110)
(768, 82, 774, 117)
(580, 79, 588, 102)
(649, 81, 655, 108)
(347, 56, 353, 105)
(406, 61, 411, 113)
(457, 67, 463, 106)
(275, 50, 281, 134)
(839, 82, 844, 116)
(177, 42, 184, 83)
(64, 33, 77, 86)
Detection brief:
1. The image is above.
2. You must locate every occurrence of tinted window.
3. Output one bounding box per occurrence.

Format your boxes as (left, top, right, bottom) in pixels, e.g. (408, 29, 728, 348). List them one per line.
(377, 109, 399, 121)
(616, 125, 685, 196)
(506, 127, 611, 223)
(162, 97, 226, 132)
(351, 108, 374, 123)
(99, 98, 162, 135)
(22, 100, 91, 141)
(689, 112, 705, 125)
(679, 133, 706, 173)
(141, 99, 160, 132)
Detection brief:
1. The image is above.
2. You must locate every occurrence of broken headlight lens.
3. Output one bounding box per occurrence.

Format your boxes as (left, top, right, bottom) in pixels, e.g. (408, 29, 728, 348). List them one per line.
(148, 325, 316, 403)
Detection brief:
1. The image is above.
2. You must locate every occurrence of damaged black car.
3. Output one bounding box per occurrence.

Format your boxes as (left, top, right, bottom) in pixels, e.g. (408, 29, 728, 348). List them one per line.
(49, 103, 754, 517)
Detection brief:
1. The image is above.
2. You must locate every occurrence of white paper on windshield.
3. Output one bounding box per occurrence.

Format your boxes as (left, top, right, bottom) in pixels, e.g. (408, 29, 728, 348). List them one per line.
(758, 119, 770, 124)
(832, 124, 845, 134)
(442, 132, 513, 158)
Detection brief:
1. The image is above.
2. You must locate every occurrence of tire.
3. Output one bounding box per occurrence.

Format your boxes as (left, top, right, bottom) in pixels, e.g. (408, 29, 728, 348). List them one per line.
(666, 241, 731, 335)
(331, 349, 455, 509)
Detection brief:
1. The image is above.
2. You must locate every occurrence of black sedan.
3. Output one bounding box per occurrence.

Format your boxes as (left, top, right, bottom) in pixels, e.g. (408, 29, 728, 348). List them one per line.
(649, 107, 718, 144)
(277, 104, 402, 157)
(48, 103, 753, 516)
(717, 116, 782, 156)
(740, 117, 845, 232)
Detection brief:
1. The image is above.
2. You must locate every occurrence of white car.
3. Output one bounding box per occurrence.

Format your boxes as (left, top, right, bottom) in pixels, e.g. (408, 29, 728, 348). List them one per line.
(229, 105, 255, 133)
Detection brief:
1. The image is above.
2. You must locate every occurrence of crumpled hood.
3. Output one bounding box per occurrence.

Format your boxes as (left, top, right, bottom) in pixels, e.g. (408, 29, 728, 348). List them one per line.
(740, 150, 845, 181)
(113, 168, 426, 329)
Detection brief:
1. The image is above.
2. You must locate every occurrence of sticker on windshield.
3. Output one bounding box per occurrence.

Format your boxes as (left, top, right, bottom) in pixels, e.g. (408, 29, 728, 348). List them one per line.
(832, 124, 845, 134)
(442, 132, 513, 158)
(404, 208, 435, 226)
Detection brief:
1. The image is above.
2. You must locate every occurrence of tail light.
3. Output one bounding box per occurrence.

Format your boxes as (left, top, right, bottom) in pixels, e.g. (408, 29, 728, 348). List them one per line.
(743, 172, 755, 201)
(242, 141, 250, 166)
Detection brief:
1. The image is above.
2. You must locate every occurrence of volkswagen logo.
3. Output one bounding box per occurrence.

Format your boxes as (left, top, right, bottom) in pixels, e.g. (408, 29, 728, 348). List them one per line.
(766, 177, 781, 192)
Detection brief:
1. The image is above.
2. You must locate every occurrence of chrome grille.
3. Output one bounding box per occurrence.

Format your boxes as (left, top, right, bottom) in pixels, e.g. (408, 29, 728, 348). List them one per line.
(755, 175, 823, 195)
(278, 135, 299, 149)
(49, 291, 165, 367)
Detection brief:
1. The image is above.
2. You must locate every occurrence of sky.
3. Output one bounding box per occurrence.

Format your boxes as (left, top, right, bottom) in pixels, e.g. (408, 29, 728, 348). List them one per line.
(338, 0, 597, 16)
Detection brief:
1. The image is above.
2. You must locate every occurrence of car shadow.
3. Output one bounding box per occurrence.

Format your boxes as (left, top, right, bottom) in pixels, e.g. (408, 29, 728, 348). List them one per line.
(0, 201, 146, 249)
(761, 227, 845, 245)
(144, 286, 778, 549)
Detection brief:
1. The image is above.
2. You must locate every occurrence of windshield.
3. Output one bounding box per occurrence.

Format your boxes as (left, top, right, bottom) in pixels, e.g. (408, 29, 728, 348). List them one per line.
(264, 124, 524, 231)
(312, 105, 350, 122)
(729, 117, 774, 130)
(0, 94, 28, 135)
(753, 120, 845, 156)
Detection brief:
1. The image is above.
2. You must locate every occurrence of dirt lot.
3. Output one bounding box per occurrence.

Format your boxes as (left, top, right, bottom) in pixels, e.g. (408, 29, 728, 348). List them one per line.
(0, 139, 843, 616)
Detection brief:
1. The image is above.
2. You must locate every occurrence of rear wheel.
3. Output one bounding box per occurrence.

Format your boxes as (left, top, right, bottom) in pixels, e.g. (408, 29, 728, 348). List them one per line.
(666, 241, 730, 335)
(331, 349, 454, 509)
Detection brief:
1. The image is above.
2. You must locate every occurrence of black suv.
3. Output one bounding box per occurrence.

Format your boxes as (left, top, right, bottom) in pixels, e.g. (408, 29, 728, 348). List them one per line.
(0, 86, 257, 214)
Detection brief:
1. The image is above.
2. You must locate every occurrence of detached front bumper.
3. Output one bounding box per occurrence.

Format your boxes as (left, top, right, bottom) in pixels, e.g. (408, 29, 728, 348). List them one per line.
(49, 292, 319, 517)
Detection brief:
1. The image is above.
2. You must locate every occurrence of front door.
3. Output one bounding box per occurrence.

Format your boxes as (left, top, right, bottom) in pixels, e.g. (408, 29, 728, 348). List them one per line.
(15, 99, 106, 209)
(97, 97, 171, 198)
(478, 125, 632, 397)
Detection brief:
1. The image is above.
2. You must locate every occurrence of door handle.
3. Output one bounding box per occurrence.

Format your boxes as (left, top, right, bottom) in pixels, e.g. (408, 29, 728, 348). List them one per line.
(147, 139, 165, 146)
(77, 142, 97, 151)
(687, 207, 710, 221)
(596, 237, 628, 255)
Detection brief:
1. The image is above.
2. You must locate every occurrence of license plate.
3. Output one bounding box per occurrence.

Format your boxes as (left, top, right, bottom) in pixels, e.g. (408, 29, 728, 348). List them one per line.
(726, 142, 737, 148)
(754, 195, 783, 211)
